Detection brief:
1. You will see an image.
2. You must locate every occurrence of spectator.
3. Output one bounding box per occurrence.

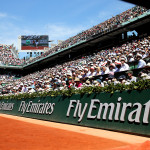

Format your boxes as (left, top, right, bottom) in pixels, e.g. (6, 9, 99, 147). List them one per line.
(136, 54, 146, 68)
(82, 68, 89, 78)
(88, 67, 97, 76)
(128, 53, 134, 62)
(115, 61, 122, 72)
(109, 64, 116, 75)
(95, 67, 101, 76)
(74, 78, 82, 88)
(120, 58, 129, 71)
(21, 84, 28, 93)
(101, 66, 109, 75)
(126, 70, 137, 82)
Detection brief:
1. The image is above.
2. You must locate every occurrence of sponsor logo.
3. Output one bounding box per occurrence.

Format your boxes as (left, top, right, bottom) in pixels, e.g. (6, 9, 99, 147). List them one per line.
(66, 98, 150, 124)
(0, 102, 14, 111)
(18, 100, 55, 115)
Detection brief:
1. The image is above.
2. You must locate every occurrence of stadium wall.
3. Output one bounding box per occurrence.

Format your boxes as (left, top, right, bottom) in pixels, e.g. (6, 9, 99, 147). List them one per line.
(0, 89, 150, 136)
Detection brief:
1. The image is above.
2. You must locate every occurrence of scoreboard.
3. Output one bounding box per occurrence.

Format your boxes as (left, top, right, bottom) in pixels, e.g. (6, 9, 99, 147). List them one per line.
(21, 35, 49, 50)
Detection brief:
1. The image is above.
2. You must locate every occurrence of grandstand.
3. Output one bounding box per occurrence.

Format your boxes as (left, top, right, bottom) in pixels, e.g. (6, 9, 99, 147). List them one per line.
(0, 44, 24, 66)
(0, 5, 149, 95)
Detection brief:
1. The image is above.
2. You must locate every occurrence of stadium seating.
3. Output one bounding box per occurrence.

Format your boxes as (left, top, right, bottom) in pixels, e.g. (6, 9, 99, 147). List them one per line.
(0, 45, 24, 66)
(0, 6, 149, 66)
(0, 5, 150, 96)
(0, 35, 150, 95)
(26, 6, 149, 65)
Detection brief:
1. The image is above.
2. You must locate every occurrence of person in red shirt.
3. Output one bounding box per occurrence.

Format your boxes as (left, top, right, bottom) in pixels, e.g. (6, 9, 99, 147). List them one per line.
(74, 78, 82, 88)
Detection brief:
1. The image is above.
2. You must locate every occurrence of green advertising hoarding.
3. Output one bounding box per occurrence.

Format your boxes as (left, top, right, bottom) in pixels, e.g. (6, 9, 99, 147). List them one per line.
(0, 89, 150, 136)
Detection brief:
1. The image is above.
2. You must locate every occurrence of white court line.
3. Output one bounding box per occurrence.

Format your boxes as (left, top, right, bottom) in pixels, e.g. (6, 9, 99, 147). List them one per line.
(0, 113, 150, 144)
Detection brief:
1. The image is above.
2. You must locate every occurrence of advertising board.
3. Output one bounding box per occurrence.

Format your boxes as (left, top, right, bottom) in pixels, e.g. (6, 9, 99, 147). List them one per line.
(0, 89, 150, 136)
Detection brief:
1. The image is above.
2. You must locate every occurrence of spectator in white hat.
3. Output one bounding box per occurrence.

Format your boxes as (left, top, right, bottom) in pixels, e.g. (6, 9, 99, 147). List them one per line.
(137, 53, 146, 68)
(119, 58, 129, 71)
(128, 53, 134, 62)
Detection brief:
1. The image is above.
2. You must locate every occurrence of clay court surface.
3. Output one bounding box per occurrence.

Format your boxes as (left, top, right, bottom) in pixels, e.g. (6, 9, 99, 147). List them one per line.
(0, 114, 150, 150)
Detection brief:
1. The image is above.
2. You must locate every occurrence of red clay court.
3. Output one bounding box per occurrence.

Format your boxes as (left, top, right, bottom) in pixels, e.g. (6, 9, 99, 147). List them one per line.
(0, 114, 150, 150)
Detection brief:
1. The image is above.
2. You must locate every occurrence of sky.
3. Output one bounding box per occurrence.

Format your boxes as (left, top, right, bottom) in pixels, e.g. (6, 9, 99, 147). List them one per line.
(0, 0, 135, 48)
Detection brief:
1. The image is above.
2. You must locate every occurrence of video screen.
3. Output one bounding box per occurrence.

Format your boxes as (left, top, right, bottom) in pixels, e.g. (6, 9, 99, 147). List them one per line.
(21, 35, 49, 50)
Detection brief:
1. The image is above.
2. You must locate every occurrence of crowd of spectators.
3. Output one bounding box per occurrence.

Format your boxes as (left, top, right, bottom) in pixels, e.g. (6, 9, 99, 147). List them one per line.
(0, 45, 24, 66)
(26, 6, 149, 64)
(0, 6, 150, 95)
(0, 6, 148, 66)
(0, 35, 150, 95)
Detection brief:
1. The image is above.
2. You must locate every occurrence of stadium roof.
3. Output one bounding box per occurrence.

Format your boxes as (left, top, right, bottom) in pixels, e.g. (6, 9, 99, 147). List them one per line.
(122, 0, 150, 9)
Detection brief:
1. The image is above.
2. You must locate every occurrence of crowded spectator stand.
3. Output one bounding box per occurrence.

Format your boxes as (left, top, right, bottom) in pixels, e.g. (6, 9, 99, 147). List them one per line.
(0, 34, 149, 96)
(0, 45, 24, 66)
(0, 6, 150, 96)
(25, 6, 149, 65)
